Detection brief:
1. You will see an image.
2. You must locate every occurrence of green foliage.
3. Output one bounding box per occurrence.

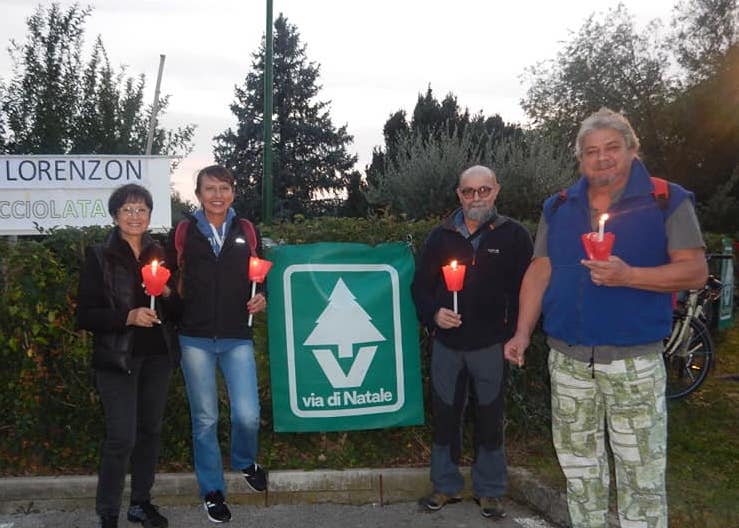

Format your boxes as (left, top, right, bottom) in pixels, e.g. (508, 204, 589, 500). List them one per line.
(492, 131, 575, 222)
(0, 2, 194, 160)
(521, 4, 671, 155)
(213, 14, 356, 221)
(0, 219, 554, 475)
(366, 87, 521, 211)
(365, 126, 572, 222)
(670, 0, 738, 82)
(365, 127, 486, 219)
(0, 228, 106, 472)
(520, 1, 739, 231)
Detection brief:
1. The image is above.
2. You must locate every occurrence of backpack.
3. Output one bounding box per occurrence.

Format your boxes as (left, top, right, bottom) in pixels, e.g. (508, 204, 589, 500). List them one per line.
(549, 176, 670, 217)
(173, 218, 258, 267)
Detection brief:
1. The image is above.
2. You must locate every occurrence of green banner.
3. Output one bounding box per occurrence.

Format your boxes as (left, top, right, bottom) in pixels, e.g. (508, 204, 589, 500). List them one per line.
(718, 239, 734, 330)
(266, 242, 424, 432)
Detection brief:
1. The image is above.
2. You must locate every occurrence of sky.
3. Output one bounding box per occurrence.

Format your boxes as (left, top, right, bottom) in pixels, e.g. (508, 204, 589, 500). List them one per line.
(0, 0, 680, 203)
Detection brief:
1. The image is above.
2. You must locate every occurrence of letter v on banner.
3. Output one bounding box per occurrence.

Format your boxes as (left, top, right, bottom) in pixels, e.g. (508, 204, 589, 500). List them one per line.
(266, 242, 424, 432)
(313, 346, 378, 388)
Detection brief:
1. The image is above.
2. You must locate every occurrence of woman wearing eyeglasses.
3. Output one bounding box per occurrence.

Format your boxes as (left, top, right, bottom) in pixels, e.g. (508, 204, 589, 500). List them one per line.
(77, 183, 180, 528)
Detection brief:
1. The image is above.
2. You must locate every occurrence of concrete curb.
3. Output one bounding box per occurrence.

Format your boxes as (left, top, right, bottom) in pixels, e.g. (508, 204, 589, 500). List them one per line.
(0, 466, 571, 526)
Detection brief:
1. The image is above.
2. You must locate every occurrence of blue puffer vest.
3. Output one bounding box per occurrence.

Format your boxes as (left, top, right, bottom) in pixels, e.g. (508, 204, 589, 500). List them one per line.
(542, 159, 692, 346)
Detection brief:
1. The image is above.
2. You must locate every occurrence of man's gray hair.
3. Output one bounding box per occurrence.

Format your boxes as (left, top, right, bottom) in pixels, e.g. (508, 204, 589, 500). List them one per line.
(575, 108, 640, 159)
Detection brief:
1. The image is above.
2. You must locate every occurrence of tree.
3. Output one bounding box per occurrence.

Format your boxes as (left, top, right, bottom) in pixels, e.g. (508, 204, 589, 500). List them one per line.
(340, 170, 368, 218)
(520, 1, 739, 230)
(213, 14, 357, 221)
(520, 4, 672, 172)
(670, 0, 738, 82)
(366, 126, 484, 219)
(366, 87, 521, 216)
(365, 124, 568, 221)
(1, 3, 194, 160)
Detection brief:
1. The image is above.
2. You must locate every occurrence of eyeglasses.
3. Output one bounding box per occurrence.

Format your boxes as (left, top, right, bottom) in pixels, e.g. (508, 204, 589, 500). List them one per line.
(458, 186, 494, 199)
(119, 206, 150, 217)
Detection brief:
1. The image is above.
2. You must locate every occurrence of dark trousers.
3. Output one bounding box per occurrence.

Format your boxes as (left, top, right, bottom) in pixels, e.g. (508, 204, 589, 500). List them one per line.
(430, 340, 507, 498)
(95, 354, 172, 517)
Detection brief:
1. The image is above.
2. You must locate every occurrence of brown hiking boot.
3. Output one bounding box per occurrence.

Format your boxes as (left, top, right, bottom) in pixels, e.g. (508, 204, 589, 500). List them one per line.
(418, 492, 462, 512)
(476, 496, 507, 519)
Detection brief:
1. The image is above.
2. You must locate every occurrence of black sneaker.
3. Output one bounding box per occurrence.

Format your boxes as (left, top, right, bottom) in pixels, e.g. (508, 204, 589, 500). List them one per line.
(127, 501, 168, 528)
(203, 490, 231, 523)
(99, 515, 118, 528)
(242, 463, 268, 492)
(475, 496, 507, 519)
(418, 492, 462, 512)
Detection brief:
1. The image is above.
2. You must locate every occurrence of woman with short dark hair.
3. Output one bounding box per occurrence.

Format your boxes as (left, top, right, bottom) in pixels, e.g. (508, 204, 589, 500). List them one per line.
(77, 183, 180, 528)
(169, 165, 268, 524)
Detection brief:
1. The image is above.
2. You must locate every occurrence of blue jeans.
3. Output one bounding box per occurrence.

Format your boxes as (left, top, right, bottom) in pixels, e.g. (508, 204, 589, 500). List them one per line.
(179, 336, 261, 498)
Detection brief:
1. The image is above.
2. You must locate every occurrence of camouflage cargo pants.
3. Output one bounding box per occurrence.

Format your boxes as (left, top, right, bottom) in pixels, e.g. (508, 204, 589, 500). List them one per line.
(548, 348, 667, 528)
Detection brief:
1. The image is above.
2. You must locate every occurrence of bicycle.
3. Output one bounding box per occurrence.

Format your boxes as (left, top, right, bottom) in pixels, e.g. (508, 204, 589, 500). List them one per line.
(663, 274, 723, 399)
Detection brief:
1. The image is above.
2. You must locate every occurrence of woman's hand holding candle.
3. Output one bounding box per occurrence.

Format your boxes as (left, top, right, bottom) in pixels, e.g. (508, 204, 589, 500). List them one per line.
(141, 259, 170, 310)
(247, 257, 272, 326)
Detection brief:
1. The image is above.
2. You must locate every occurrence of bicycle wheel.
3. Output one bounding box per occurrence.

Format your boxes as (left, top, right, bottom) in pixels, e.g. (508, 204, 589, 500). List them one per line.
(664, 317, 714, 399)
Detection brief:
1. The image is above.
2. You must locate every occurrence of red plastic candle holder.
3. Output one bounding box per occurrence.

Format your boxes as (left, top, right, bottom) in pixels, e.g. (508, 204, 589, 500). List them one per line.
(442, 260, 466, 291)
(581, 232, 615, 261)
(141, 260, 170, 296)
(248, 256, 273, 283)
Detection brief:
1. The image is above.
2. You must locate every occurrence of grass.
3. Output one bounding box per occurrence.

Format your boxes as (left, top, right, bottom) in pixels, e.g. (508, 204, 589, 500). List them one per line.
(665, 324, 739, 527)
(505, 324, 739, 528)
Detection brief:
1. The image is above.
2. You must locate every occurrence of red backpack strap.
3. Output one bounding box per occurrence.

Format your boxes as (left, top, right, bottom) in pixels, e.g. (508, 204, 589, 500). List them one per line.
(238, 218, 258, 257)
(650, 176, 669, 210)
(553, 189, 568, 213)
(174, 219, 190, 267)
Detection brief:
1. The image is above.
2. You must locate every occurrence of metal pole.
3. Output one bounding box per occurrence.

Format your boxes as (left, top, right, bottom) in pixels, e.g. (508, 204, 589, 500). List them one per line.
(145, 54, 166, 155)
(262, 0, 274, 224)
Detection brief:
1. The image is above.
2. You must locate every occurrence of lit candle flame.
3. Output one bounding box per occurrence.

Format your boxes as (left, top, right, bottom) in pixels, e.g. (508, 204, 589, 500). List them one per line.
(450, 260, 458, 270)
(151, 259, 158, 276)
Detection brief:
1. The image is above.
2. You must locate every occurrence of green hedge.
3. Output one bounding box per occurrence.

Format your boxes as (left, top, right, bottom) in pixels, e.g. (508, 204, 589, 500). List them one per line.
(0, 217, 550, 475)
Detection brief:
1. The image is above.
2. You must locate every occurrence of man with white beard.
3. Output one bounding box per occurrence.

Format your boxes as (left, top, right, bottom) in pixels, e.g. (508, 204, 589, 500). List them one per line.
(411, 165, 533, 520)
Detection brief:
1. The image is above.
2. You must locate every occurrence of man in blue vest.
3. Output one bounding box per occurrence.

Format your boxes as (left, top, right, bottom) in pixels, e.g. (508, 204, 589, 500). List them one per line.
(504, 108, 707, 528)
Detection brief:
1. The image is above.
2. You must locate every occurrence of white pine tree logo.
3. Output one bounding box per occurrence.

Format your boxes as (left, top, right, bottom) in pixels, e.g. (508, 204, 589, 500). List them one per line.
(303, 278, 386, 388)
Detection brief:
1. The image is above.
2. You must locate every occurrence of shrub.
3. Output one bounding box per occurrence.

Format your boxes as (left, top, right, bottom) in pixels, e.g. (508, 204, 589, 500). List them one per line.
(0, 218, 552, 475)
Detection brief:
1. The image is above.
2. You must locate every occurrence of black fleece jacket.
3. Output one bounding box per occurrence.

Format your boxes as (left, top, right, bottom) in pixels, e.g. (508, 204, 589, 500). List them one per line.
(166, 214, 264, 340)
(76, 228, 181, 372)
(411, 210, 533, 350)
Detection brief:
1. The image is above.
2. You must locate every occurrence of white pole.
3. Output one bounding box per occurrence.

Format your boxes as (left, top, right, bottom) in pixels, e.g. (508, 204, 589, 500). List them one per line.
(248, 281, 257, 327)
(453, 291, 458, 314)
(145, 54, 166, 155)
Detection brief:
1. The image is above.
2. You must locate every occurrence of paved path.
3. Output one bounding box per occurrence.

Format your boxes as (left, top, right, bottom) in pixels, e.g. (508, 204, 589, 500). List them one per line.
(0, 499, 557, 528)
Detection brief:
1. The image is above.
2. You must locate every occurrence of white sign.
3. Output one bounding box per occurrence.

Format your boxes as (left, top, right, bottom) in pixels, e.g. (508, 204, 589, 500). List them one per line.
(0, 155, 172, 235)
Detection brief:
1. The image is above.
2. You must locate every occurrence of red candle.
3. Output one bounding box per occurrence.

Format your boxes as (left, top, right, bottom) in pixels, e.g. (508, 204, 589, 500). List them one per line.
(248, 257, 273, 326)
(442, 260, 466, 313)
(141, 260, 170, 309)
(581, 232, 615, 261)
(248, 256, 273, 283)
